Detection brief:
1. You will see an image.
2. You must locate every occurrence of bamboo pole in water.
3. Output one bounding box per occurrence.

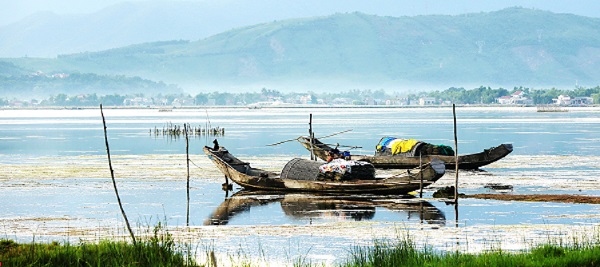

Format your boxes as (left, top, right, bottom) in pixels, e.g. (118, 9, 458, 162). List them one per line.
(453, 104, 459, 204)
(185, 123, 190, 227)
(100, 104, 136, 244)
(309, 114, 314, 161)
(419, 154, 423, 198)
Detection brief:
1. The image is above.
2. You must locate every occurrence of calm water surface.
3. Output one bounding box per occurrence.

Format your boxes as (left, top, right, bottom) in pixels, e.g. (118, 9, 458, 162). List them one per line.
(2, 106, 600, 157)
(2, 106, 600, 264)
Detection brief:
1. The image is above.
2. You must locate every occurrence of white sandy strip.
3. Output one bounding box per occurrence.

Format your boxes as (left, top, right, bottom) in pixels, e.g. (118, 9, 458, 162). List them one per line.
(0, 154, 291, 181)
(3, 154, 600, 192)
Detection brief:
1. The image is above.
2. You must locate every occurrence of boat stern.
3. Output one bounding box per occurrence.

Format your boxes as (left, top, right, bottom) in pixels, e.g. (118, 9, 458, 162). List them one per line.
(429, 158, 446, 177)
(502, 143, 514, 153)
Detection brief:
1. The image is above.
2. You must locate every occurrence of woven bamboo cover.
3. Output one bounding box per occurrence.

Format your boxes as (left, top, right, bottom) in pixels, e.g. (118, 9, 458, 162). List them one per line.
(280, 158, 323, 181)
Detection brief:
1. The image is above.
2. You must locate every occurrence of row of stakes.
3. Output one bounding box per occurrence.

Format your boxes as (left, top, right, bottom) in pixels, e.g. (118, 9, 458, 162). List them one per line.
(150, 123, 225, 137)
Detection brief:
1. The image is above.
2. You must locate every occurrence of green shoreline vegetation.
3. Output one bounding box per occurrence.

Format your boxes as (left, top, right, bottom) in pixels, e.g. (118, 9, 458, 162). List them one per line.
(341, 232, 600, 267)
(2, 85, 600, 108)
(3, 228, 600, 267)
(0, 223, 200, 267)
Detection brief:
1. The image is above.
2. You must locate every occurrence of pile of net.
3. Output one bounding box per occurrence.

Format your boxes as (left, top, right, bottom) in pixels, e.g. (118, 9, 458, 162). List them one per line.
(375, 137, 454, 157)
(281, 158, 376, 181)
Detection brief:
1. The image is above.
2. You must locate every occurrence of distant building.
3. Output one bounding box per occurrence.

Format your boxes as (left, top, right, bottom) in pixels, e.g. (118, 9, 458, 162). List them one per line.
(364, 97, 375, 105)
(553, 95, 593, 106)
(299, 95, 313, 104)
(572, 97, 593, 105)
(497, 90, 533, 105)
(419, 97, 436, 106)
(512, 90, 525, 98)
(497, 95, 512, 104)
(393, 97, 410, 106)
(553, 95, 571, 106)
(332, 97, 353, 105)
(124, 97, 154, 106)
(172, 96, 194, 107)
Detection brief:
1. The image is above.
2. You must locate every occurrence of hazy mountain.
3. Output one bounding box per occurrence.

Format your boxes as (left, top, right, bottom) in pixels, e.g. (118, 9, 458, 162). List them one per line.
(3, 1, 600, 58)
(0, 61, 29, 77)
(3, 7, 600, 94)
(0, 1, 265, 58)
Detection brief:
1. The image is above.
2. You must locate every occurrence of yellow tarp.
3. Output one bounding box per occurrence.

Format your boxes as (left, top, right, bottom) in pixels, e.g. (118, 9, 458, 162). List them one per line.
(390, 139, 419, 155)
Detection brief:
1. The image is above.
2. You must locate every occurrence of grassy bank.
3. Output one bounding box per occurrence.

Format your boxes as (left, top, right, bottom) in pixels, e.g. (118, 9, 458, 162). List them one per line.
(4, 237, 600, 267)
(0, 239, 198, 267)
(4, 229, 600, 267)
(0, 223, 199, 267)
(342, 233, 600, 267)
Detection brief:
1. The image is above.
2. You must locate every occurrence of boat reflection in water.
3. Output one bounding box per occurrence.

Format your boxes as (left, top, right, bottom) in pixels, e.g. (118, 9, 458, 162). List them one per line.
(204, 191, 445, 226)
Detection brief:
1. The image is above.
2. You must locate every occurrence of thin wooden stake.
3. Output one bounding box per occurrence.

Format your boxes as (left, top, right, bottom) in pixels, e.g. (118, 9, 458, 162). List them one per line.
(309, 114, 314, 161)
(185, 123, 190, 227)
(419, 154, 423, 198)
(100, 104, 136, 244)
(311, 132, 316, 160)
(453, 104, 459, 204)
(210, 250, 218, 267)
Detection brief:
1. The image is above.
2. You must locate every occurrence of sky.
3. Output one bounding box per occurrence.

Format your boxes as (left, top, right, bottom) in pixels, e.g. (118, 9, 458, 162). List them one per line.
(1, 0, 599, 27)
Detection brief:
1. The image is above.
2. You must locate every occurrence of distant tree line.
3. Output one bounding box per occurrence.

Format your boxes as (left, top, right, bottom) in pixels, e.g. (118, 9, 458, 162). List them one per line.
(0, 73, 180, 98)
(415, 86, 600, 105)
(2, 85, 600, 107)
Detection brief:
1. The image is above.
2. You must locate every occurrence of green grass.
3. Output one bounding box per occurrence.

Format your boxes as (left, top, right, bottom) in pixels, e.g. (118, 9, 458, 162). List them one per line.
(0, 239, 197, 266)
(341, 234, 600, 267)
(4, 226, 600, 267)
(0, 223, 199, 267)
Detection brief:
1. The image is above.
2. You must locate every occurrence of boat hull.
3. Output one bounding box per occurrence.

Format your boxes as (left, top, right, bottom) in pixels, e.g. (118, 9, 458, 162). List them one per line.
(298, 137, 513, 169)
(203, 146, 445, 194)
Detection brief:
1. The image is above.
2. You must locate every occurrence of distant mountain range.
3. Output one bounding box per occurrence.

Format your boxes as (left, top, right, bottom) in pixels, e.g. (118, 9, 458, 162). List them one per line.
(0, 1, 274, 58)
(1, 7, 600, 94)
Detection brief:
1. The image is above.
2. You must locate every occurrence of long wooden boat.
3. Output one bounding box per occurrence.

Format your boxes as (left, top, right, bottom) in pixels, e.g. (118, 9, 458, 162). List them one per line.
(203, 146, 445, 194)
(205, 191, 445, 225)
(298, 136, 513, 169)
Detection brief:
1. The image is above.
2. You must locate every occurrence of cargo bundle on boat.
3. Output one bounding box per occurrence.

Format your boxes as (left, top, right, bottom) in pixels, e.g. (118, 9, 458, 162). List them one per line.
(374, 137, 455, 157)
(280, 158, 376, 182)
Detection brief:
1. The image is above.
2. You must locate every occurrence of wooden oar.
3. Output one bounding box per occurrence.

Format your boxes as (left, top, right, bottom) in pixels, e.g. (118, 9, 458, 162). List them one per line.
(319, 143, 362, 149)
(317, 129, 352, 139)
(266, 137, 300, 146)
(267, 129, 352, 147)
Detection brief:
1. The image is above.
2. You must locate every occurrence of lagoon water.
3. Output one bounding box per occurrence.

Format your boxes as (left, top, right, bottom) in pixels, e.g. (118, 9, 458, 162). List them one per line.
(2, 106, 600, 265)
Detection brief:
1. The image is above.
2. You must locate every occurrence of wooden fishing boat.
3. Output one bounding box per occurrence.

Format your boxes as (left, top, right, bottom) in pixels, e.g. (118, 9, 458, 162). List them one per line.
(205, 191, 445, 225)
(203, 146, 445, 194)
(297, 136, 513, 169)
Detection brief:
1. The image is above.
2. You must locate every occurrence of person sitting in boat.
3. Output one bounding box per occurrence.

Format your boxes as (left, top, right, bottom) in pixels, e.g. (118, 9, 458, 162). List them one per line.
(213, 139, 220, 150)
(326, 148, 341, 163)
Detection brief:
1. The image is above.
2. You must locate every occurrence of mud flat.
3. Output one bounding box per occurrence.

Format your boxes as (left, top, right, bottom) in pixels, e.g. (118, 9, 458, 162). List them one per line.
(0, 154, 288, 180)
(466, 193, 600, 204)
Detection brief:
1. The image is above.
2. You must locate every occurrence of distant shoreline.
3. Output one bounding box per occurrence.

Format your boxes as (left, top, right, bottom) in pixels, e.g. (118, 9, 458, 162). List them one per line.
(2, 104, 597, 111)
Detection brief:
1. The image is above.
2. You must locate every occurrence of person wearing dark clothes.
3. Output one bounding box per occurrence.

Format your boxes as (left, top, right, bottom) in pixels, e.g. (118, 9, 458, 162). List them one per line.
(213, 139, 220, 150)
(326, 148, 341, 163)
